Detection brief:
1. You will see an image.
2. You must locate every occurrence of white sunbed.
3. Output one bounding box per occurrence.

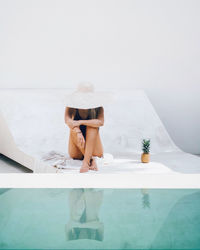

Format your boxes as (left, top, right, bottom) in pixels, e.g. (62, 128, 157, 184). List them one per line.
(0, 89, 199, 174)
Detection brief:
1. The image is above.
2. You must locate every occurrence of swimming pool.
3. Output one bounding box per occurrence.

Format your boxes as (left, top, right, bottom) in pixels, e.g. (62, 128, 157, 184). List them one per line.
(0, 189, 200, 249)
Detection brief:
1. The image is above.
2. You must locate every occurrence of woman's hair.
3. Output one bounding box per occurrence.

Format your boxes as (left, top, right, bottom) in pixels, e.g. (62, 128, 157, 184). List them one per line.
(69, 107, 101, 119)
(89, 107, 101, 119)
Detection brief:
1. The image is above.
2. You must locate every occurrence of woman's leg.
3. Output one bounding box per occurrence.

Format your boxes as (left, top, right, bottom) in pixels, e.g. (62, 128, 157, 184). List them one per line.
(92, 130, 103, 157)
(69, 127, 103, 158)
(68, 127, 103, 172)
(80, 127, 103, 172)
(85, 127, 103, 163)
(68, 131, 84, 160)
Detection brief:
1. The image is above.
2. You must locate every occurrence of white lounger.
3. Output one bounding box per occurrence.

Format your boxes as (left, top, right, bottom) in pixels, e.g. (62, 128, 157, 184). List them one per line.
(0, 89, 199, 174)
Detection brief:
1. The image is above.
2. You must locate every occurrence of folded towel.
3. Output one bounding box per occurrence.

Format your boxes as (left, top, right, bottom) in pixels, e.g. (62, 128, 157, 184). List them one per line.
(42, 151, 114, 170)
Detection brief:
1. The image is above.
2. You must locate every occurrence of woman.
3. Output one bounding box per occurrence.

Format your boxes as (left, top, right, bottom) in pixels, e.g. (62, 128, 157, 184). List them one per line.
(65, 82, 110, 173)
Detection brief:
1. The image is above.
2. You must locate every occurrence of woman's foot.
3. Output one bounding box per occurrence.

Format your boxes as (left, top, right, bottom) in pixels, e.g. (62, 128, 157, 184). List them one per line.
(89, 157, 98, 171)
(80, 161, 90, 173)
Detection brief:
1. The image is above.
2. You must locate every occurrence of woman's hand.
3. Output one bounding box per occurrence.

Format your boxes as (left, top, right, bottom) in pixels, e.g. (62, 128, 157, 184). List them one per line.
(71, 120, 82, 128)
(65, 107, 82, 129)
(76, 132, 85, 149)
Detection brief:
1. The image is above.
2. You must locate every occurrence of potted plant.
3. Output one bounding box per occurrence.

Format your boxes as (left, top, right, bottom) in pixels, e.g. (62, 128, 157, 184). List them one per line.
(141, 139, 150, 163)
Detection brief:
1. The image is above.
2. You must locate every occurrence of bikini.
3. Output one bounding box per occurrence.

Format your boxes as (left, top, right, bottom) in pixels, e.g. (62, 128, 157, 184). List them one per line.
(73, 109, 100, 138)
(74, 110, 89, 138)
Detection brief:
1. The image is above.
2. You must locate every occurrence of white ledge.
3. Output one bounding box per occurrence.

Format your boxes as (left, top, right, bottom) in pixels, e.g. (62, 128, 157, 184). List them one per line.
(0, 173, 200, 188)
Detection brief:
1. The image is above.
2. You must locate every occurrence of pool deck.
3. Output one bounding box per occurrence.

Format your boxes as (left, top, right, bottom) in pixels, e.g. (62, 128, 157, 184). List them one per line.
(0, 157, 200, 188)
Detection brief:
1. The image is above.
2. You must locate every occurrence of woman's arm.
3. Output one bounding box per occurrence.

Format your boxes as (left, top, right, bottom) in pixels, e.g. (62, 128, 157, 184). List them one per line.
(64, 107, 74, 128)
(65, 107, 85, 148)
(64, 107, 82, 133)
(79, 107, 104, 128)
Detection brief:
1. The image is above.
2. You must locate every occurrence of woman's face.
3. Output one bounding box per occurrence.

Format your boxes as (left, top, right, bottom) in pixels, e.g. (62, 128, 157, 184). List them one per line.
(78, 109, 89, 119)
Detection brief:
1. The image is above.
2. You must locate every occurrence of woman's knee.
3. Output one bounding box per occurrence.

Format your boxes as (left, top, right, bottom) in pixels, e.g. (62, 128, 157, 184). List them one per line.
(68, 147, 83, 160)
(69, 151, 83, 160)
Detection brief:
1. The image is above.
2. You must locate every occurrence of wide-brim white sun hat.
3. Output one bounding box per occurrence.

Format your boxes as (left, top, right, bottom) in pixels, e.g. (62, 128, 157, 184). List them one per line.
(65, 82, 114, 109)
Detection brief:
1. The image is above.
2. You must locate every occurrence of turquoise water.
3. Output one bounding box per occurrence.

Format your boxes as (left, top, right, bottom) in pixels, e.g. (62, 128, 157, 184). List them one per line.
(0, 189, 200, 249)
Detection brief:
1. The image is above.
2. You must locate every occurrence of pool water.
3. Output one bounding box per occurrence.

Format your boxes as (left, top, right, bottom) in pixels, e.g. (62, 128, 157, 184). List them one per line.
(0, 189, 200, 249)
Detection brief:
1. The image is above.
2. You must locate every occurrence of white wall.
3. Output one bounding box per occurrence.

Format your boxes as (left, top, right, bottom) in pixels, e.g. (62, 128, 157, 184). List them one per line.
(0, 0, 199, 154)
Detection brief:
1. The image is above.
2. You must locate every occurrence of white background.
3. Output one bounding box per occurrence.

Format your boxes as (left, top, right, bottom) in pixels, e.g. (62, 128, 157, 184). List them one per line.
(0, 0, 199, 154)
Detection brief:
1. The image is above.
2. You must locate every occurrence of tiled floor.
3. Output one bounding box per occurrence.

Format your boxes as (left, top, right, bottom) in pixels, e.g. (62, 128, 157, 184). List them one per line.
(0, 154, 32, 173)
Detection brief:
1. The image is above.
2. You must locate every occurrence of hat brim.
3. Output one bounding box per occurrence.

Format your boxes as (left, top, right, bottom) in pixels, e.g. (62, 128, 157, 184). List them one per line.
(65, 91, 114, 109)
(65, 221, 104, 241)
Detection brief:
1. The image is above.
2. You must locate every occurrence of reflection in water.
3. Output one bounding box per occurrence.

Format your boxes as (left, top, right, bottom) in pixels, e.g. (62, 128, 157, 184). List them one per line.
(1, 189, 200, 249)
(65, 189, 104, 241)
(141, 189, 151, 209)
